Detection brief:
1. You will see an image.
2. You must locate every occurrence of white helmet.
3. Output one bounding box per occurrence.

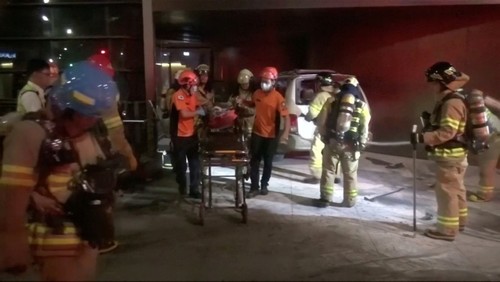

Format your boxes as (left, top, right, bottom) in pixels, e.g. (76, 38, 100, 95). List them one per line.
(343, 76, 359, 87)
(195, 64, 210, 75)
(174, 69, 186, 81)
(237, 69, 253, 84)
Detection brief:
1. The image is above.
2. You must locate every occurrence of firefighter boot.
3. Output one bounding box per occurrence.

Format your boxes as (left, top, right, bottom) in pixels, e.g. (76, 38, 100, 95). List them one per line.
(303, 177, 320, 184)
(314, 198, 330, 208)
(468, 188, 494, 202)
(424, 229, 455, 242)
(342, 190, 357, 208)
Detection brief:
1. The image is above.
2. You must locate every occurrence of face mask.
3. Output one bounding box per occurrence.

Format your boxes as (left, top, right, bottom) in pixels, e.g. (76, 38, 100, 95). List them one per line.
(261, 81, 273, 92)
(190, 85, 198, 94)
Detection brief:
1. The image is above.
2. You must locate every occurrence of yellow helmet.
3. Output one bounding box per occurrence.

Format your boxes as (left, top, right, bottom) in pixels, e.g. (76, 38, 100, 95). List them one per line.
(237, 69, 253, 84)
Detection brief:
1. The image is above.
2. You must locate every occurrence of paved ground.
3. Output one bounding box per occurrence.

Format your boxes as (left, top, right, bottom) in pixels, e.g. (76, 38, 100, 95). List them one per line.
(3, 152, 500, 281)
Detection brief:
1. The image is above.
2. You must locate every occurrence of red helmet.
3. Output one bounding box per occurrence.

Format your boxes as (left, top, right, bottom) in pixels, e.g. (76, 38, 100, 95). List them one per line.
(178, 70, 198, 86)
(260, 66, 278, 80)
(88, 54, 115, 78)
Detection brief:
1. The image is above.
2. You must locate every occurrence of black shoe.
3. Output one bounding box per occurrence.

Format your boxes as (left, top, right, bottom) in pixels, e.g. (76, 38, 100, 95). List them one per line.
(315, 199, 330, 208)
(188, 191, 202, 199)
(260, 186, 269, 195)
(304, 177, 320, 184)
(178, 186, 187, 195)
(334, 177, 341, 184)
(247, 188, 260, 198)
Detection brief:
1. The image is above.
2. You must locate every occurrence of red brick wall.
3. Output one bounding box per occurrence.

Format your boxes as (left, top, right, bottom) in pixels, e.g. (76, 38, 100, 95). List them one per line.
(203, 5, 500, 156)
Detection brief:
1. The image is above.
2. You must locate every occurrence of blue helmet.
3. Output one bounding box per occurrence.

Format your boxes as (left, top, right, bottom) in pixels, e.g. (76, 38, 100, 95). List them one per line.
(50, 61, 118, 117)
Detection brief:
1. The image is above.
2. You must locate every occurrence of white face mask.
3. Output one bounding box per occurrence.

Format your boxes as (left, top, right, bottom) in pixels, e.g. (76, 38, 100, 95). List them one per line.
(190, 85, 198, 94)
(261, 81, 273, 92)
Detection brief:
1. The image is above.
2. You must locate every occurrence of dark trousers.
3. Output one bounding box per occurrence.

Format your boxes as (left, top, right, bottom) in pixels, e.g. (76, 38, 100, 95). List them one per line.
(250, 133, 278, 190)
(172, 135, 200, 194)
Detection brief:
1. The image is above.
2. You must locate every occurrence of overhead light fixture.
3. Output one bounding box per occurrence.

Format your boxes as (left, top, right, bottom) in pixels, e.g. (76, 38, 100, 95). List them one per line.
(155, 62, 184, 68)
(43, 0, 50, 3)
(183, 52, 190, 57)
(1, 62, 13, 69)
(66, 28, 73, 35)
(41, 15, 49, 21)
(63, 47, 67, 51)
(48, 58, 54, 63)
(120, 52, 124, 56)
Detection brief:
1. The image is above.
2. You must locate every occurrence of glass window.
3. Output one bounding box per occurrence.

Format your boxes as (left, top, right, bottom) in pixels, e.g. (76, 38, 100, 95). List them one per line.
(296, 78, 316, 105)
(108, 6, 143, 37)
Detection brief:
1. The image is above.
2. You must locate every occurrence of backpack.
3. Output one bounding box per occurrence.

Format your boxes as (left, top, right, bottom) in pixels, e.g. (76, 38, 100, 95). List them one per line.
(433, 89, 489, 154)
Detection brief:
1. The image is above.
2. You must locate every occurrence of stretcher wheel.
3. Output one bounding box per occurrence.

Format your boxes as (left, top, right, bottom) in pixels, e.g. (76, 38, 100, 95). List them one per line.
(241, 203, 248, 224)
(199, 204, 205, 226)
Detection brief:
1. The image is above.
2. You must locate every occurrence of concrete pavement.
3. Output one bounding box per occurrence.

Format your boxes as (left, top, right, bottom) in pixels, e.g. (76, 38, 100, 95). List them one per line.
(2, 152, 500, 281)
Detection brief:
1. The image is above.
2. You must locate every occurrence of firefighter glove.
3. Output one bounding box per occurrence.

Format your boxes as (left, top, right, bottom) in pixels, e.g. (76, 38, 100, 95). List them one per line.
(421, 111, 433, 132)
(410, 132, 424, 145)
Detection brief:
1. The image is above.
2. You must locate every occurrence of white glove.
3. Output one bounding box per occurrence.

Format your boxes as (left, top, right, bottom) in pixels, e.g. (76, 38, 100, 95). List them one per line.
(196, 107, 206, 116)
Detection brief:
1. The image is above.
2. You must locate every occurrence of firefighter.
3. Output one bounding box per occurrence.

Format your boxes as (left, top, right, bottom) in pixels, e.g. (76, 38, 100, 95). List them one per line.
(411, 61, 470, 241)
(315, 77, 370, 208)
(239, 67, 290, 198)
(231, 68, 256, 140)
(303, 72, 340, 184)
(16, 59, 57, 114)
(87, 54, 137, 254)
(170, 69, 205, 198)
(0, 61, 118, 281)
(469, 95, 500, 202)
(195, 64, 215, 110)
(88, 54, 137, 174)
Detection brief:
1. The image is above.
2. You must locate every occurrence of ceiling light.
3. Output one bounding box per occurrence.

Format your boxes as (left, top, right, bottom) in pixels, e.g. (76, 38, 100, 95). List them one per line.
(41, 15, 49, 21)
(43, 0, 50, 3)
(66, 28, 73, 35)
(183, 52, 190, 56)
(63, 47, 67, 51)
(48, 58, 54, 63)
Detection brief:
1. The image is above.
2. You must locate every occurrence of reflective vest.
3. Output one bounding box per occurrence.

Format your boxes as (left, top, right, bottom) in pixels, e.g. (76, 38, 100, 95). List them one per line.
(16, 82, 44, 114)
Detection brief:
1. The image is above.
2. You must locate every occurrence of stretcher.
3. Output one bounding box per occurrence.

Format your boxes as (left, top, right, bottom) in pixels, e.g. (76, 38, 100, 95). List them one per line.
(198, 107, 250, 225)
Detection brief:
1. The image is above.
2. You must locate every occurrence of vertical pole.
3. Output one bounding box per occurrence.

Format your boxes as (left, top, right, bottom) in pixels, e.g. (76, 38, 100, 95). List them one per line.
(412, 124, 418, 232)
(142, 0, 155, 156)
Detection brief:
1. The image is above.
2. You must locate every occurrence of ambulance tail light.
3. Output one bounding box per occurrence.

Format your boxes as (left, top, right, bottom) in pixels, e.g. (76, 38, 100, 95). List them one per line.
(290, 114, 298, 134)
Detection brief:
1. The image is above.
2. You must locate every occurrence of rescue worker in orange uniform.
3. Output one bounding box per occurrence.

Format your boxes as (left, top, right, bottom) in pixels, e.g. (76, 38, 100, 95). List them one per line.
(239, 67, 290, 198)
(466, 95, 500, 202)
(411, 61, 470, 241)
(170, 69, 205, 198)
(0, 61, 118, 280)
(87, 54, 137, 253)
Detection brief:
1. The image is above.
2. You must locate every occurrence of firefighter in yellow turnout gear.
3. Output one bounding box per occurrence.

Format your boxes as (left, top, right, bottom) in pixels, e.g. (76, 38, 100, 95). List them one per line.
(303, 72, 339, 184)
(469, 96, 500, 202)
(412, 61, 471, 241)
(315, 77, 370, 208)
(0, 61, 119, 280)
